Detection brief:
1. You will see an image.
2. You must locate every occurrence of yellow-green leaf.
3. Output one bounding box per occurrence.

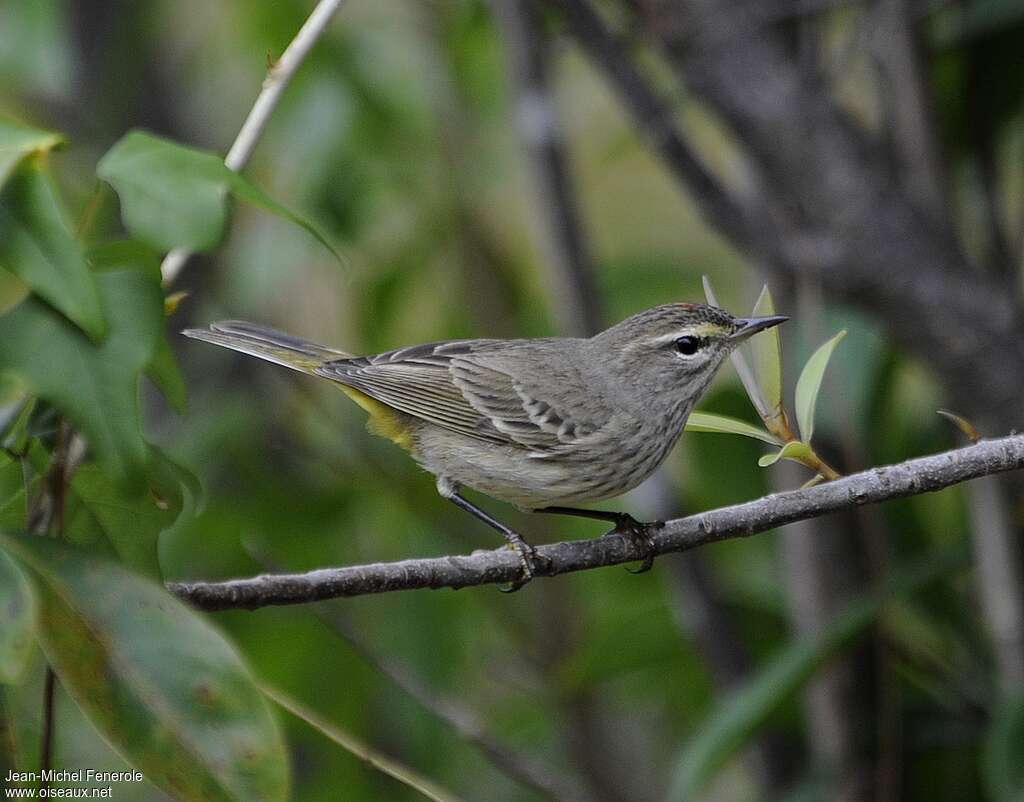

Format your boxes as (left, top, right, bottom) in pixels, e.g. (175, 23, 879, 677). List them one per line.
(749, 284, 783, 414)
(757, 440, 814, 467)
(794, 330, 847, 443)
(686, 411, 782, 446)
(936, 409, 981, 442)
(703, 275, 770, 420)
(0, 116, 64, 189)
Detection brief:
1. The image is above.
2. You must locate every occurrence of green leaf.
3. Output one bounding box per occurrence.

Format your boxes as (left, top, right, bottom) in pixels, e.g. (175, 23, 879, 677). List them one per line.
(0, 548, 36, 684)
(98, 130, 343, 264)
(703, 275, 770, 420)
(65, 447, 196, 578)
(983, 692, 1024, 802)
(794, 330, 847, 443)
(668, 550, 966, 800)
(0, 161, 105, 339)
(749, 284, 784, 415)
(84, 240, 186, 412)
(757, 440, 814, 468)
(0, 261, 164, 488)
(261, 683, 463, 802)
(0, 532, 289, 802)
(685, 411, 782, 446)
(146, 337, 188, 413)
(0, 116, 64, 189)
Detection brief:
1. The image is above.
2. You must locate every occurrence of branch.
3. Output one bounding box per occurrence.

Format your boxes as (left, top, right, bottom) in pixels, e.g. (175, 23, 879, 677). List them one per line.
(542, 0, 764, 250)
(168, 434, 1024, 610)
(159, 0, 344, 285)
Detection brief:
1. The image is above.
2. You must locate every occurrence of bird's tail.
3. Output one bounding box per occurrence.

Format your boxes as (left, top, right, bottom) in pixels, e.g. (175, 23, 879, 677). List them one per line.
(182, 321, 352, 374)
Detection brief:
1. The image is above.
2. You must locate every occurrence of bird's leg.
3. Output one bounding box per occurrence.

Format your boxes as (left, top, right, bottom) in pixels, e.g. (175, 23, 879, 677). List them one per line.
(438, 480, 546, 591)
(535, 506, 663, 574)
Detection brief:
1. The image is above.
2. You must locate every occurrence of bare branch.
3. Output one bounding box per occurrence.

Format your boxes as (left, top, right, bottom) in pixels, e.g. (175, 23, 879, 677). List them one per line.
(160, 0, 344, 285)
(168, 435, 1024, 610)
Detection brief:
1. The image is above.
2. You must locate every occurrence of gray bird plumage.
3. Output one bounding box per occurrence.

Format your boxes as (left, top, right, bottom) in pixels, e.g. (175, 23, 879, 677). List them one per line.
(184, 303, 787, 586)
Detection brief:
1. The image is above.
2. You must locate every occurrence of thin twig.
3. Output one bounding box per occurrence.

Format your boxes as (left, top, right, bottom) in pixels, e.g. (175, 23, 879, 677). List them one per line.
(167, 434, 1024, 609)
(160, 0, 345, 285)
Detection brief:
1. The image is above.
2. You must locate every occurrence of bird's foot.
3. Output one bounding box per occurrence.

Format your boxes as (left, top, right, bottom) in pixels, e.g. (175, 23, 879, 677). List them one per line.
(498, 536, 550, 593)
(609, 513, 663, 574)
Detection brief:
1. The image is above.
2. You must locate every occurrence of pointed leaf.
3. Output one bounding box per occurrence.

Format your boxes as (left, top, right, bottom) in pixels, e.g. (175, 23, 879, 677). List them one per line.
(936, 409, 981, 443)
(0, 532, 289, 802)
(225, 172, 346, 267)
(794, 330, 847, 443)
(0, 261, 164, 488)
(0, 116, 64, 189)
(749, 284, 783, 414)
(703, 276, 770, 420)
(669, 550, 966, 800)
(758, 440, 814, 468)
(686, 411, 782, 446)
(261, 683, 462, 802)
(0, 548, 36, 684)
(0, 161, 105, 338)
(98, 130, 342, 264)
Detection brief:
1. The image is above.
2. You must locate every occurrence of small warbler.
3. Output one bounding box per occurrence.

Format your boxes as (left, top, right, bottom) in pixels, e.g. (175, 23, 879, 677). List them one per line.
(185, 303, 785, 588)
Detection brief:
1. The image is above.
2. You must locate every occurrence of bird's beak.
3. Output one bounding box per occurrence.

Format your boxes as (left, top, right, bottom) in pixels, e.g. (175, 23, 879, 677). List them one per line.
(730, 315, 789, 341)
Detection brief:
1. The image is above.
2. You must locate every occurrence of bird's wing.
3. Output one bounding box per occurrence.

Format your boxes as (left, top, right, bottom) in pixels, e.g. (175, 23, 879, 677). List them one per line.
(315, 339, 611, 451)
(315, 339, 509, 445)
(449, 347, 610, 451)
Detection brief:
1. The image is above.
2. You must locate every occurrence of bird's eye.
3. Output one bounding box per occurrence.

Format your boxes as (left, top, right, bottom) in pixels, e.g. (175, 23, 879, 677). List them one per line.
(674, 335, 702, 356)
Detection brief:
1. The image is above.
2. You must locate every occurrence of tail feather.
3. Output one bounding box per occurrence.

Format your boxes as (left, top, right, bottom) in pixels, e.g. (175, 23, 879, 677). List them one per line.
(182, 320, 352, 374)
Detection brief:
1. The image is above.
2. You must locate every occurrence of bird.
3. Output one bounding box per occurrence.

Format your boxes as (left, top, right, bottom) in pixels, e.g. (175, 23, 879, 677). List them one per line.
(184, 303, 786, 589)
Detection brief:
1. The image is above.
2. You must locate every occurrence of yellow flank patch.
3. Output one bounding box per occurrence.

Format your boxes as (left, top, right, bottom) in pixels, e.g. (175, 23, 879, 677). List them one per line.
(338, 386, 415, 451)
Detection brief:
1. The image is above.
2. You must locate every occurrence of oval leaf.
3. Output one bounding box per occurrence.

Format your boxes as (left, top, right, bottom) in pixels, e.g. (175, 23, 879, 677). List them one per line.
(0, 532, 289, 802)
(686, 411, 782, 446)
(794, 330, 847, 443)
(0, 161, 105, 339)
(98, 130, 342, 265)
(0, 548, 37, 684)
(757, 439, 814, 468)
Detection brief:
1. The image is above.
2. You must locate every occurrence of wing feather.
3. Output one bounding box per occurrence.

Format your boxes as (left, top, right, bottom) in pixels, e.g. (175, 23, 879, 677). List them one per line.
(315, 338, 613, 451)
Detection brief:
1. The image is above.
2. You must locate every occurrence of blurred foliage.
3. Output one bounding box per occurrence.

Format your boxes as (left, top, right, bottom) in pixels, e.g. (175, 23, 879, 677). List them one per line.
(0, 0, 1021, 800)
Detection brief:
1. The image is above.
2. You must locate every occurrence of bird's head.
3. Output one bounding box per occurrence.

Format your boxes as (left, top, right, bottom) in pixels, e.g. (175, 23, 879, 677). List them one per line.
(590, 302, 788, 406)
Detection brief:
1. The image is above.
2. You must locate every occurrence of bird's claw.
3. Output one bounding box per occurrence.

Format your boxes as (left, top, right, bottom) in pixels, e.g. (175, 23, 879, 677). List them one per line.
(498, 539, 549, 593)
(611, 514, 662, 574)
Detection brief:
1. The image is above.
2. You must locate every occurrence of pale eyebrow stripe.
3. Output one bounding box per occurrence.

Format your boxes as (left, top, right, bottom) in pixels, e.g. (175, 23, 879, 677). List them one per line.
(648, 324, 725, 345)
